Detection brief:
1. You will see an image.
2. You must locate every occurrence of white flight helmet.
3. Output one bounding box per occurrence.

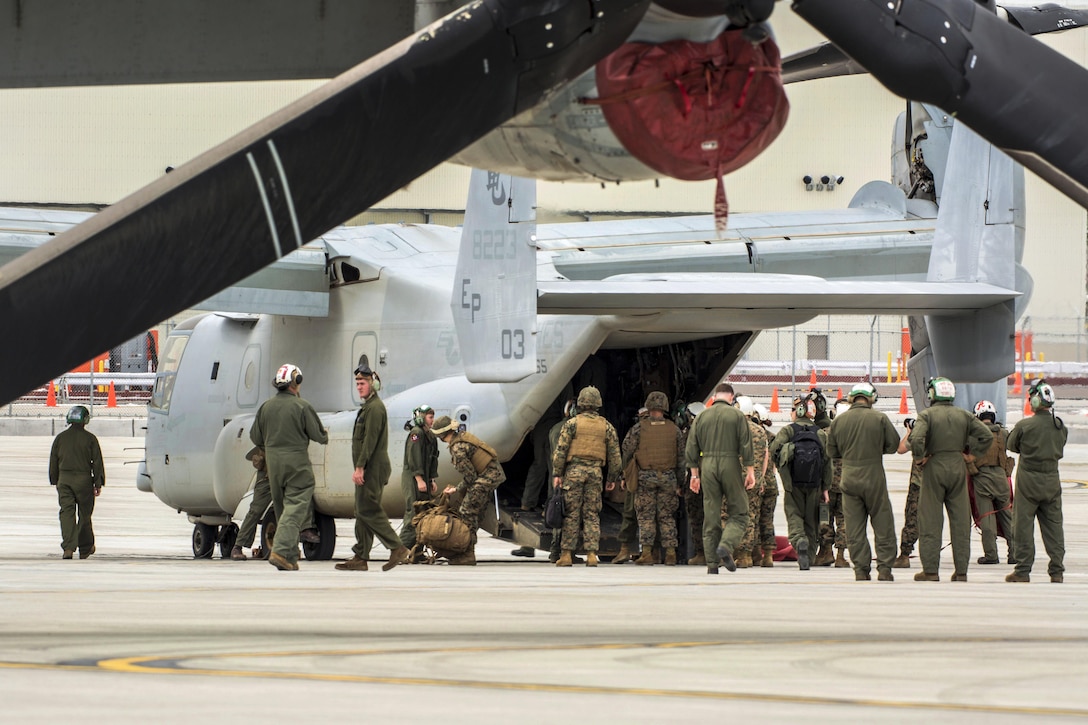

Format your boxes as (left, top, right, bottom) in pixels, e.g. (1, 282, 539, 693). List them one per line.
(274, 363, 303, 389)
(973, 400, 997, 420)
(734, 395, 755, 415)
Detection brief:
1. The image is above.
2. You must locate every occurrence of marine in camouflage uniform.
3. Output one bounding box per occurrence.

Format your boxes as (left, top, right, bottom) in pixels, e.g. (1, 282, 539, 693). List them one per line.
(721, 408, 768, 568)
(909, 378, 993, 581)
(1006, 382, 1068, 583)
(615, 408, 649, 564)
(49, 406, 105, 559)
(894, 450, 922, 568)
(621, 392, 684, 566)
(969, 411, 1015, 565)
(552, 386, 622, 567)
(435, 416, 507, 565)
(250, 365, 329, 571)
(758, 457, 778, 566)
(685, 384, 756, 574)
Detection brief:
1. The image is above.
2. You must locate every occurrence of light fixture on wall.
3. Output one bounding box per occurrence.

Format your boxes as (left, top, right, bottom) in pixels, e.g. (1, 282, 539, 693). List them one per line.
(802, 174, 844, 192)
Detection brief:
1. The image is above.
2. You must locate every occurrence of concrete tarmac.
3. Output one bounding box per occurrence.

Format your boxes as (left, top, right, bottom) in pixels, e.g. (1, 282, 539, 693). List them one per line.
(1, 437, 1086, 723)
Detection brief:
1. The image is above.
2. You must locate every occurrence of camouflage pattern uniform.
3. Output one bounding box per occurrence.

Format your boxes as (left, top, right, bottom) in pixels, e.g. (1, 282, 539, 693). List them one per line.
(721, 418, 767, 562)
(621, 416, 684, 550)
(250, 389, 329, 565)
(758, 457, 779, 556)
(899, 459, 922, 557)
(49, 421, 105, 558)
(909, 401, 994, 577)
(448, 432, 507, 545)
(1007, 407, 1068, 579)
(552, 410, 622, 552)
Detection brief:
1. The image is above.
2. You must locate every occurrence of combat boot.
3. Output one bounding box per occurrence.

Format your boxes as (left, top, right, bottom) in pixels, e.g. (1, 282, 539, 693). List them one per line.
(1051, 574, 1064, 583)
(613, 544, 633, 564)
(382, 546, 410, 571)
(586, 552, 599, 567)
(716, 544, 737, 572)
(62, 550, 74, 560)
(1005, 572, 1029, 582)
(689, 552, 706, 566)
(796, 540, 810, 571)
(79, 546, 95, 560)
(760, 550, 774, 568)
(855, 570, 871, 581)
(269, 552, 299, 571)
(335, 555, 368, 571)
(814, 545, 835, 567)
(877, 569, 894, 582)
(977, 556, 1000, 565)
(951, 572, 967, 582)
(664, 547, 677, 566)
(735, 551, 752, 568)
(893, 554, 911, 569)
(707, 564, 719, 575)
(448, 549, 476, 566)
(834, 549, 849, 568)
(635, 549, 655, 566)
(230, 545, 247, 561)
(556, 551, 573, 567)
(914, 571, 939, 582)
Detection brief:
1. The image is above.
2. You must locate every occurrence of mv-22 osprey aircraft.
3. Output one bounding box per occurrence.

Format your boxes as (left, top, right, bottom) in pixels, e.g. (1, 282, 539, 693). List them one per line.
(121, 113, 1027, 559)
(1, 0, 1088, 409)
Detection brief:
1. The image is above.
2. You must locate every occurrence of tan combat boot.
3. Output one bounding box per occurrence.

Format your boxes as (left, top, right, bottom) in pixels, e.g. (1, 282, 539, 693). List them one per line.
(893, 553, 911, 568)
(834, 549, 850, 568)
(613, 544, 633, 564)
(586, 552, 599, 567)
(735, 551, 752, 568)
(635, 549, 655, 565)
(556, 551, 573, 567)
(382, 545, 411, 571)
(664, 547, 677, 566)
(814, 545, 835, 567)
(689, 552, 706, 566)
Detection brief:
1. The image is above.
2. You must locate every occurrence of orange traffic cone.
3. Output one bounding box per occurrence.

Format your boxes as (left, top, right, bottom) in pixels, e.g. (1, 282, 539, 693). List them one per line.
(107, 381, 117, 408)
(1012, 369, 1022, 394)
(809, 369, 817, 386)
(837, 388, 844, 402)
(46, 381, 56, 407)
(899, 388, 909, 414)
(770, 388, 780, 413)
(1023, 396, 1033, 416)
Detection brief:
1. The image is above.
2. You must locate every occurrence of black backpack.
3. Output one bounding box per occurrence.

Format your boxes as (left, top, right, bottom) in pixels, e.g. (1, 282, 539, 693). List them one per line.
(789, 423, 824, 489)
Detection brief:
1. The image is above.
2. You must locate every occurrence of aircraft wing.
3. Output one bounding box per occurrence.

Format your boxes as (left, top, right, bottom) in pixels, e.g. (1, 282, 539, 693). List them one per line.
(537, 275, 1017, 316)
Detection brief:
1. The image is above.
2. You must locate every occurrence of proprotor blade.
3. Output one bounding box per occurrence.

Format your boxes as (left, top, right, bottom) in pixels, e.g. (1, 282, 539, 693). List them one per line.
(792, 0, 1088, 210)
(0, 0, 651, 405)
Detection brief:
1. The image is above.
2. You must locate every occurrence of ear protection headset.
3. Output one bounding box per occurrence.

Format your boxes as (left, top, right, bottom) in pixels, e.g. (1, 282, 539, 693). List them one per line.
(1028, 379, 1055, 411)
(274, 363, 303, 389)
(793, 397, 813, 419)
(413, 405, 433, 428)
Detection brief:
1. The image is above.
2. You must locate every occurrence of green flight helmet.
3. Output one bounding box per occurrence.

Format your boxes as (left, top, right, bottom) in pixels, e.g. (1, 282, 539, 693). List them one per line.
(1029, 379, 1056, 410)
(849, 382, 878, 402)
(66, 405, 90, 425)
(927, 377, 956, 402)
(577, 385, 602, 409)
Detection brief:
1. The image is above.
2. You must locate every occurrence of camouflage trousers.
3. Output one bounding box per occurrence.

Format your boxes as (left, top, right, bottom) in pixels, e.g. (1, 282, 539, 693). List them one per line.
(560, 463, 604, 551)
(758, 482, 778, 553)
(899, 480, 921, 556)
(460, 469, 503, 546)
(635, 470, 679, 548)
(723, 481, 764, 556)
(683, 485, 705, 556)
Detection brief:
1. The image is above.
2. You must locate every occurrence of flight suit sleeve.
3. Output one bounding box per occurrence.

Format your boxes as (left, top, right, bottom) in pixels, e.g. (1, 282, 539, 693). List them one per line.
(249, 411, 264, 449)
(1006, 422, 1022, 454)
(769, 426, 788, 466)
(825, 423, 840, 459)
(966, 415, 995, 456)
(304, 404, 329, 445)
(737, 415, 754, 469)
(909, 411, 930, 458)
(354, 408, 380, 470)
(882, 417, 900, 455)
(405, 433, 426, 477)
(684, 420, 701, 469)
(48, 437, 60, 486)
(91, 434, 105, 487)
(818, 428, 832, 490)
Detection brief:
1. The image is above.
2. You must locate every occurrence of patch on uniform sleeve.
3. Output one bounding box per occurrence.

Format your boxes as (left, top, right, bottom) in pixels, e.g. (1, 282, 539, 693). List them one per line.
(410, 434, 420, 442)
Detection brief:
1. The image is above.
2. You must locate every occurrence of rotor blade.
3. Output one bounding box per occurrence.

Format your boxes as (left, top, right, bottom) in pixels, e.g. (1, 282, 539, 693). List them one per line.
(781, 42, 866, 83)
(0, 0, 652, 405)
(792, 0, 1088, 210)
(1001, 3, 1088, 35)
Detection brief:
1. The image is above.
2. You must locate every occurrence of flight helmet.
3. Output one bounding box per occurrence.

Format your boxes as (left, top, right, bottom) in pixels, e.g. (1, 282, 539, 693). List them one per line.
(793, 396, 816, 419)
(577, 386, 602, 409)
(66, 405, 90, 425)
(734, 395, 755, 415)
(274, 363, 303, 389)
(1028, 379, 1055, 411)
(413, 404, 434, 428)
(849, 382, 878, 402)
(927, 377, 956, 402)
(973, 400, 997, 422)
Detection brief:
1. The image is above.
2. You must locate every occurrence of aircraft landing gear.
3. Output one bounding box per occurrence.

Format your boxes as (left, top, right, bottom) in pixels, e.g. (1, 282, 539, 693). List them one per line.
(192, 522, 216, 559)
(302, 512, 337, 561)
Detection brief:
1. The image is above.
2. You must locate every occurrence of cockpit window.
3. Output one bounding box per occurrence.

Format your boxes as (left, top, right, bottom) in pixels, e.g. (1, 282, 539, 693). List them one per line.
(149, 334, 189, 412)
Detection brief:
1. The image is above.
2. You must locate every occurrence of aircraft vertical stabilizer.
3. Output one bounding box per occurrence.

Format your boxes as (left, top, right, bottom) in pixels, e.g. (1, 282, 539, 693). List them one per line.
(907, 120, 1031, 420)
(453, 169, 538, 382)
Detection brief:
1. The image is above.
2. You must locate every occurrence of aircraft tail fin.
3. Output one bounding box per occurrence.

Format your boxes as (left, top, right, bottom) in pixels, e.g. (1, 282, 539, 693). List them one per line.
(452, 169, 538, 382)
(906, 117, 1032, 420)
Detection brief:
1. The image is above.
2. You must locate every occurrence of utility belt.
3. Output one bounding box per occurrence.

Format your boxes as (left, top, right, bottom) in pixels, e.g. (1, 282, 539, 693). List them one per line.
(567, 456, 604, 467)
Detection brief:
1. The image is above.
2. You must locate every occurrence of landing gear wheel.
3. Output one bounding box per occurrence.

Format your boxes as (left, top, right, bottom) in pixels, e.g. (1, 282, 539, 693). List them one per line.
(257, 507, 276, 560)
(192, 522, 216, 559)
(302, 512, 337, 561)
(218, 523, 239, 559)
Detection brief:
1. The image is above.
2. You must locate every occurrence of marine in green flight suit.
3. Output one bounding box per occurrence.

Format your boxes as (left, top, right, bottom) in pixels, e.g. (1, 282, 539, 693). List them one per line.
(769, 397, 830, 571)
(49, 406, 105, 559)
(908, 377, 993, 581)
(249, 364, 329, 571)
(1006, 381, 1068, 583)
(826, 384, 900, 581)
(399, 405, 439, 553)
(686, 383, 755, 574)
(336, 359, 410, 572)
